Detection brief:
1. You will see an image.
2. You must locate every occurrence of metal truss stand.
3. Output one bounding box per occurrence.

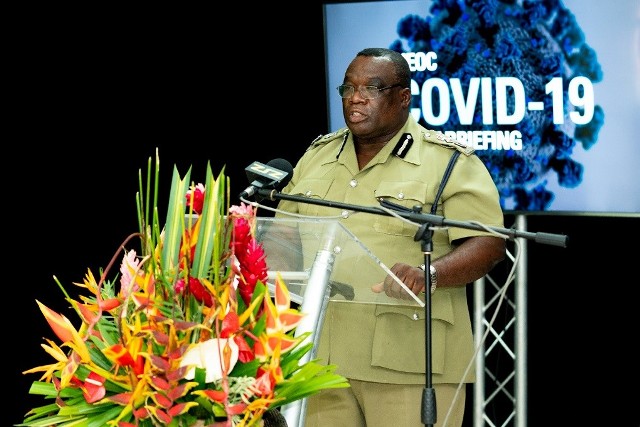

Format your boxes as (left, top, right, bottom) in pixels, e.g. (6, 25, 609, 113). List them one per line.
(473, 214, 527, 426)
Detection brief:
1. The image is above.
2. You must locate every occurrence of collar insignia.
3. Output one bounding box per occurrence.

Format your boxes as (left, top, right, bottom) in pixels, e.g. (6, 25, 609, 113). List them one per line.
(392, 133, 413, 158)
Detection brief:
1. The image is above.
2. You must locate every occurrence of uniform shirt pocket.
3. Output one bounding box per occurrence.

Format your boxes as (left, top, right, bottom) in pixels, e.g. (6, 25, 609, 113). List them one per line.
(371, 291, 454, 374)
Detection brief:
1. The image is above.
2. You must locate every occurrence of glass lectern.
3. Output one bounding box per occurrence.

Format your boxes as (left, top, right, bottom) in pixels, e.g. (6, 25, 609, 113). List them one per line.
(256, 216, 424, 427)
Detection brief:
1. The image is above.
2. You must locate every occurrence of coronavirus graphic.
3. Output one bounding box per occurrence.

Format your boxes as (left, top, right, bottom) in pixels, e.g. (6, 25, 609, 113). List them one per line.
(390, 0, 604, 211)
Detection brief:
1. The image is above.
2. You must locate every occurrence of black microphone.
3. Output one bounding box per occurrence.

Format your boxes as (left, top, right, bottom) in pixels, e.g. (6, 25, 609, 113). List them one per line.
(239, 158, 294, 199)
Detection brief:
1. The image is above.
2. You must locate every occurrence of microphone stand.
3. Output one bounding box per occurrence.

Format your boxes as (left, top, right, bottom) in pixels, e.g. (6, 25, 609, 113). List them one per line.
(255, 188, 568, 426)
(414, 220, 437, 425)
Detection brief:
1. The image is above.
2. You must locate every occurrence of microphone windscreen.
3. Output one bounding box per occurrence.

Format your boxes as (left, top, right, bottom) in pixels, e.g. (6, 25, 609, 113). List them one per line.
(266, 158, 294, 189)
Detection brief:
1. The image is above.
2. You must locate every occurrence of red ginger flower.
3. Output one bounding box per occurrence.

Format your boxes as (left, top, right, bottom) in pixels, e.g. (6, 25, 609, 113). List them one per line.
(231, 215, 252, 248)
(229, 203, 269, 306)
(235, 239, 268, 307)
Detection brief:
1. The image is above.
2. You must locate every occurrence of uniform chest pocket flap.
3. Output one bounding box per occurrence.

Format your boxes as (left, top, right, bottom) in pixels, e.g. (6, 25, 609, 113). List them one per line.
(289, 179, 333, 216)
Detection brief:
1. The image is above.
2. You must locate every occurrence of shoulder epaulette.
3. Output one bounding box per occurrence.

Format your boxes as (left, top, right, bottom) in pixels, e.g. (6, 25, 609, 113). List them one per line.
(308, 128, 349, 150)
(422, 130, 474, 156)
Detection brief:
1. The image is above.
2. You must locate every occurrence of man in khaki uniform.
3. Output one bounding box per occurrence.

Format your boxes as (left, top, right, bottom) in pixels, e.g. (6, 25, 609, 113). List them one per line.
(276, 48, 505, 427)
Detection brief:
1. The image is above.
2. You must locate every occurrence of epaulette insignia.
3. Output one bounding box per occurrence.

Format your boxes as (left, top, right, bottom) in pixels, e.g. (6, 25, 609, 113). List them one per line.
(308, 128, 349, 150)
(391, 133, 414, 158)
(422, 130, 474, 156)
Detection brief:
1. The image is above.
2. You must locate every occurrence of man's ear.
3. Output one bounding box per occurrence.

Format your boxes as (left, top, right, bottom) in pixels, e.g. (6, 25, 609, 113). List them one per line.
(400, 87, 412, 107)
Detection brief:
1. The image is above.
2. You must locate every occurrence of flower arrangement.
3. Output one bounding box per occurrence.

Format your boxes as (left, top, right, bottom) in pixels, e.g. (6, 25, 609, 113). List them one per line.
(20, 152, 348, 426)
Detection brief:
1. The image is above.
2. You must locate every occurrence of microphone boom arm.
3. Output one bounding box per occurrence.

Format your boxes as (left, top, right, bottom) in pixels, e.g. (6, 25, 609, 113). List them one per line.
(257, 189, 568, 247)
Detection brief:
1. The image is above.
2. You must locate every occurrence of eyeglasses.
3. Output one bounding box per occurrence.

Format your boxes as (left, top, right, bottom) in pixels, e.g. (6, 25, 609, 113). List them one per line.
(337, 83, 404, 99)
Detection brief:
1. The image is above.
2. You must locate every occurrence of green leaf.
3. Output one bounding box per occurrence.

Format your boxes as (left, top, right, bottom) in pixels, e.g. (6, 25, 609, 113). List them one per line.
(161, 164, 192, 284)
(192, 164, 228, 280)
(272, 361, 350, 408)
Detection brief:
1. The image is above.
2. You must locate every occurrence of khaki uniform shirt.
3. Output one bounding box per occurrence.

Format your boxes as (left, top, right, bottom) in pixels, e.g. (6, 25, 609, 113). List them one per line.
(276, 116, 504, 384)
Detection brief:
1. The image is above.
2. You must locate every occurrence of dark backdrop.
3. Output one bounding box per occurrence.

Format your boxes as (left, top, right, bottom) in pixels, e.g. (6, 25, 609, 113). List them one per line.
(11, 3, 638, 426)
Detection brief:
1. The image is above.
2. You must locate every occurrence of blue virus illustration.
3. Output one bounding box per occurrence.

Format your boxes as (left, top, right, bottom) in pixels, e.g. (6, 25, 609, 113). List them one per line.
(390, 0, 604, 211)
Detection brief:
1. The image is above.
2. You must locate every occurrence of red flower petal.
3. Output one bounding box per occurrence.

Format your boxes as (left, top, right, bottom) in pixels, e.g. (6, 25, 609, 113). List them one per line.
(83, 372, 106, 403)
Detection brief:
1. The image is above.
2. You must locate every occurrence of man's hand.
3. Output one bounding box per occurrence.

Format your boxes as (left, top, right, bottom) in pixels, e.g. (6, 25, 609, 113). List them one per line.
(371, 262, 424, 300)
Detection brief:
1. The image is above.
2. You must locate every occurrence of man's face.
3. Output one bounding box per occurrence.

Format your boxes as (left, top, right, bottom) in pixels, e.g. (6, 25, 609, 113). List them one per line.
(341, 56, 408, 142)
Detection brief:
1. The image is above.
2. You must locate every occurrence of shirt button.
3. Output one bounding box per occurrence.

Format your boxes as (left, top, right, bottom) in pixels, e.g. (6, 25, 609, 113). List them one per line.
(349, 179, 357, 188)
(398, 192, 405, 199)
(305, 190, 312, 197)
